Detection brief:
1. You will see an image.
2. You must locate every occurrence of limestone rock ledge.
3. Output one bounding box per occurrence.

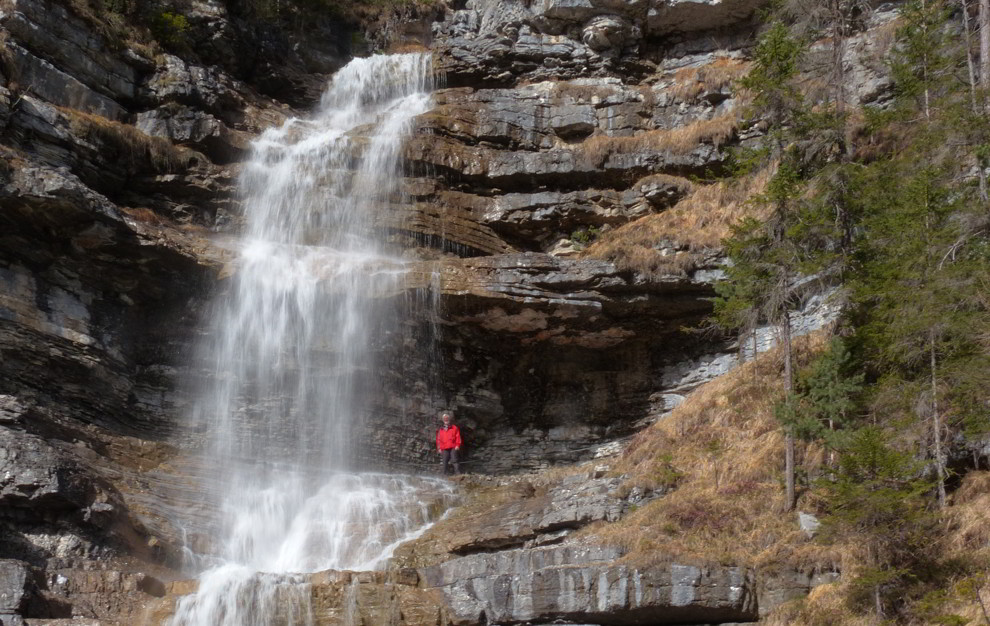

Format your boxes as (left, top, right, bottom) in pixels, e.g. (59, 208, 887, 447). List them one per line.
(433, 0, 765, 87)
(422, 545, 757, 625)
(153, 549, 757, 626)
(442, 475, 626, 554)
(151, 471, 757, 626)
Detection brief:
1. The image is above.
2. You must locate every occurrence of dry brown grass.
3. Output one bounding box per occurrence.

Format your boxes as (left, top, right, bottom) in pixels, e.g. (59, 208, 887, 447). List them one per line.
(580, 332, 852, 576)
(763, 583, 874, 626)
(752, 439, 990, 624)
(577, 112, 741, 169)
(945, 471, 990, 556)
(121, 206, 168, 224)
(670, 57, 750, 103)
(63, 108, 191, 173)
(0, 32, 17, 87)
(759, 442, 990, 624)
(582, 168, 772, 276)
(916, 473, 990, 624)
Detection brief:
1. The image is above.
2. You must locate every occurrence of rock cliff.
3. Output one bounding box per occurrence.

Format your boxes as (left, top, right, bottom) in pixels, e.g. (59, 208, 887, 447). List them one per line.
(0, 0, 364, 617)
(0, 0, 891, 622)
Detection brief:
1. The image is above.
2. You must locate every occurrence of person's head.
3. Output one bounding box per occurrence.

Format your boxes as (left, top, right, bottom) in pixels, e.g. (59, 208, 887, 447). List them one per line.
(441, 412, 452, 426)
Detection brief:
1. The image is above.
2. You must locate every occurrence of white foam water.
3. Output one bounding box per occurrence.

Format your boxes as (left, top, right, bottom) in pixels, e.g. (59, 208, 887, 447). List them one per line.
(171, 54, 451, 626)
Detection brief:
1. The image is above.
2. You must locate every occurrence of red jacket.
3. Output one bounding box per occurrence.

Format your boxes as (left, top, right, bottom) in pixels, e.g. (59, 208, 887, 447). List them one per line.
(436, 424, 462, 450)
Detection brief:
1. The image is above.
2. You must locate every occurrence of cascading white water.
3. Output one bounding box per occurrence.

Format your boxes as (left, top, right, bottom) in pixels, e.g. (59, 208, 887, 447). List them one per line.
(171, 54, 453, 626)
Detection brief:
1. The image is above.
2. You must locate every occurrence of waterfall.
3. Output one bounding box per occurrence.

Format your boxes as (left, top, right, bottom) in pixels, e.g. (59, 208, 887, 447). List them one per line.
(171, 53, 453, 626)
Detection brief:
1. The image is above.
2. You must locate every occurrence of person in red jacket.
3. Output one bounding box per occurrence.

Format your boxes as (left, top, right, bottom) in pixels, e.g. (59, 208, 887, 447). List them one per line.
(436, 412, 462, 475)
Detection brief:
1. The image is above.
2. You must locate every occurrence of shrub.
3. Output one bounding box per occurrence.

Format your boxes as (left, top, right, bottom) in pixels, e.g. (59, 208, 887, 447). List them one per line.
(150, 10, 190, 48)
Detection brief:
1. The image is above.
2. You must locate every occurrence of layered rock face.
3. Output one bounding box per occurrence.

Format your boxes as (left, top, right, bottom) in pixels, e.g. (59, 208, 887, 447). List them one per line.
(362, 0, 886, 474)
(358, 0, 762, 474)
(0, 0, 890, 621)
(151, 472, 764, 625)
(0, 0, 364, 618)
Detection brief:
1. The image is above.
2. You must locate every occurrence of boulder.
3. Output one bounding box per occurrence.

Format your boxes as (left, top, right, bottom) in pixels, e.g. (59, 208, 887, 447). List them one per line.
(135, 105, 252, 164)
(582, 15, 636, 52)
(798, 511, 821, 539)
(140, 54, 246, 122)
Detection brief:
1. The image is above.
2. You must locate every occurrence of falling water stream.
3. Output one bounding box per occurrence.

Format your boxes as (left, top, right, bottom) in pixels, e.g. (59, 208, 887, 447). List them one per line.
(171, 54, 453, 626)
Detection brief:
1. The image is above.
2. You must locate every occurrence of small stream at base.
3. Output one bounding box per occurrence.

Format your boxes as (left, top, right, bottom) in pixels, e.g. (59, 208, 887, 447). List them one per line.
(170, 54, 448, 626)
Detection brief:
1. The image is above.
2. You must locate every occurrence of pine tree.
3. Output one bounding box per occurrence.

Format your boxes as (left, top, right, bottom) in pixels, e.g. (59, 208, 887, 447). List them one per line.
(715, 159, 807, 510)
(845, 0, 990, 509)
(739, 21, 805, 159)
(821, 427, 934, 617)
(728, 0, 990, 616)
(716, 21, 850, 510)
(777, 337, 863, 458)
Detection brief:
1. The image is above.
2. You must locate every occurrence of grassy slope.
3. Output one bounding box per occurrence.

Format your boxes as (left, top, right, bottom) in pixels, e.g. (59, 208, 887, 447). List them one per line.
(584, 333, 837, 573)
(582, 169, 772, 276)
(578, 55, 761, 277)
(586, 333, 990, 624)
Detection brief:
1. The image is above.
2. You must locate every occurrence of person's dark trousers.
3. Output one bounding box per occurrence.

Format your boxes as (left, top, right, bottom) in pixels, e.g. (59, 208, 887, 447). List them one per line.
(441, 448, 460, 475)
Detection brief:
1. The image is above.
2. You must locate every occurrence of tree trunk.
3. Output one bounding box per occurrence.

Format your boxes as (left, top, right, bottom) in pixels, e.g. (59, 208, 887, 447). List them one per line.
(785, 433, 796, 511)
(962, 0, 990, 201)
(828, 418, 836, 468)
(921, 0, 933, 122)
(976, 581, 990, 625)
(783, 310, 796, 511)
(829, 0, 849, 156)
(931, 331, 947, 509)
(980, 0, 990, 99)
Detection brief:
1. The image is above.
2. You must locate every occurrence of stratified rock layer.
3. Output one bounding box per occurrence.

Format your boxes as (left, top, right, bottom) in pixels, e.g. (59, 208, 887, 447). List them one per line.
(423, 545, 757, 625)
(156, 548, 759, 626)
(0, 0, 897, 620)
(0, 0, 357, 617)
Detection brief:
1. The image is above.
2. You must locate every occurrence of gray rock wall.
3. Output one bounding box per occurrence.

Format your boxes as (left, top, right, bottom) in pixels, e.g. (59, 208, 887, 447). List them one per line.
(377, 0, 766, 473)
(0, 0, 362, 617)
(422, 545, 758, 625)
(0, 0, 895, 619)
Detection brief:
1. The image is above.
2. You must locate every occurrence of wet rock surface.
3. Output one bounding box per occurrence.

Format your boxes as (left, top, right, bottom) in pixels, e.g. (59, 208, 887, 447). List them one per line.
(152, 470, 761, 625)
